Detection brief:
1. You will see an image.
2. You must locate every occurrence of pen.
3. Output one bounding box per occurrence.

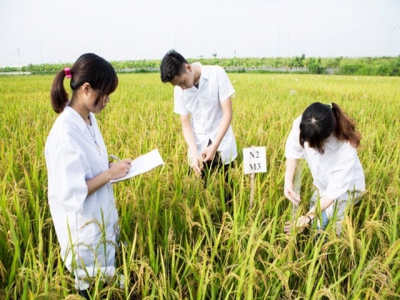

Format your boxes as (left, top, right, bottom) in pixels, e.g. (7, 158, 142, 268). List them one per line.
(109, 154, 120, 162)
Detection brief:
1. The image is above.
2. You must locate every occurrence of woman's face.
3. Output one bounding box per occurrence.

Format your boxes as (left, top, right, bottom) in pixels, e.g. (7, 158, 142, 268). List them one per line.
(86, 88, 110, 114)
(96, 94, 110, 113)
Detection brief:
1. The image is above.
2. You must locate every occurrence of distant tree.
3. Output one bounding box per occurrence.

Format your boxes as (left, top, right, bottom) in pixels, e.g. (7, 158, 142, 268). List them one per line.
(305, 57, 326, 74)
(212, 53, 217, 58)
(292, 54, 306, 68)
(273, 58, 282, 68)
(390, 55, 400, 76)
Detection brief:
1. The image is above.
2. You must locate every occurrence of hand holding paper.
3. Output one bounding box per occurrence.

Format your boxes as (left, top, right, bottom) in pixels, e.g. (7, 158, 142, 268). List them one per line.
(110, 149, 164, 183)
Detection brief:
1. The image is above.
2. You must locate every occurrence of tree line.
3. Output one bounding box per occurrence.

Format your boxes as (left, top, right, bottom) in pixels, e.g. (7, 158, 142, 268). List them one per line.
(1, 55, 400, 76)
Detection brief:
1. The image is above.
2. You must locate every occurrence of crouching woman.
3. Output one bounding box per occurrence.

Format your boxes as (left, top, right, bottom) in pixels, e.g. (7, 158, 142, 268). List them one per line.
(283, 102, 365, 235)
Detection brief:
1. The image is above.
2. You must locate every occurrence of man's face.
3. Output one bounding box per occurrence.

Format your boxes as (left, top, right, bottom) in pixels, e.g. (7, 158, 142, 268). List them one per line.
(170, 64, 194, 90)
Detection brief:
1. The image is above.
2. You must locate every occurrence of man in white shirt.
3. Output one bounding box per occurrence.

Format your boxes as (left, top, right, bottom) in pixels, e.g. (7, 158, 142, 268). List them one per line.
(160, 50, 237, 204)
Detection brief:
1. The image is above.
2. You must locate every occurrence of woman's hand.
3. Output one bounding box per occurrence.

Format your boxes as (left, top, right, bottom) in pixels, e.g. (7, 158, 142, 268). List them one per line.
(87, 158, 132, 195)
(284, 215, 310, 235)
(109, 159, 132, 180)
(284, 181, 301, 205)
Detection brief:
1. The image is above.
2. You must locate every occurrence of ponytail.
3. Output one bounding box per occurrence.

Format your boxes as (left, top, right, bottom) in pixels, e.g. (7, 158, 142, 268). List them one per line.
(300, 102, 361, 154)
(50, 70, 69, 113)
(331, 102, 361, 148)
(50, 53, 118, 114)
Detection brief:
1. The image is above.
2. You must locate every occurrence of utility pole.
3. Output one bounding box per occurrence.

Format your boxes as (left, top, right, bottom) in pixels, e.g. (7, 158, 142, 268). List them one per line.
(40, 44, 43, 63)
(17, 47, 21, 65)
(389, 27, 395, 56)
(278, 22, 281, 57)
(175, 29, 179, 50)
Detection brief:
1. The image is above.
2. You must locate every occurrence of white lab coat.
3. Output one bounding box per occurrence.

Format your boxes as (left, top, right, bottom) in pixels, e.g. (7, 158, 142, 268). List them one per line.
(45, 106, 118, 285)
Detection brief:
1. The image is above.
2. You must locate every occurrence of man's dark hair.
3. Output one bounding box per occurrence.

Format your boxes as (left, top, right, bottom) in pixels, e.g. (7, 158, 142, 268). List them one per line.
(160, 50, 188, 83)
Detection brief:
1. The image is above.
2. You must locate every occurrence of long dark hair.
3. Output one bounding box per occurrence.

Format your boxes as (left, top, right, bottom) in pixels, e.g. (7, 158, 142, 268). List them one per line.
(50, 53, 118, 113)
(300, 102, 361, 154)
(160, 50, 188, 83)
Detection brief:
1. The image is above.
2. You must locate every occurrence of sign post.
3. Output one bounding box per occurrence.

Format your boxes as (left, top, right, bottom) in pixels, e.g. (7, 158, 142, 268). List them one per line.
(243, 146, 267, 208)
(292, 161, 303, 219)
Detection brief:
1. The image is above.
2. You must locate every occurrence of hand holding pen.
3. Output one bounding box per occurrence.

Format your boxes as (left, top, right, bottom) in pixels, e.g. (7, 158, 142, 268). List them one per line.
(108, 154, 132, 179)
(109, 154, 121, 162)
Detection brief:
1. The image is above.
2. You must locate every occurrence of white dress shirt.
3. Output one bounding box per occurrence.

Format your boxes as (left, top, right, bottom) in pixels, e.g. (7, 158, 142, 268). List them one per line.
(285, 116, 365, 200)
(45, 106, 118, 280)
(174, 63, 237, 164)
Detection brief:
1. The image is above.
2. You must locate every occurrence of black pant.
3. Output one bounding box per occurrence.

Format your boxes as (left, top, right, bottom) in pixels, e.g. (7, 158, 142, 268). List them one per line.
(78, 289, 91, 299)
(200, 146, 234, 204)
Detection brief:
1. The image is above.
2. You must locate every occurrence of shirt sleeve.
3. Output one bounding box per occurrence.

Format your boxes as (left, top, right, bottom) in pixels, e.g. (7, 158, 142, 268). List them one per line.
(53, 137, 88, 213)
(285, 116, 304, 159)
(325, 143, 358, 200)
(173, 86, 188, 115)
(217, 67, 235, 102)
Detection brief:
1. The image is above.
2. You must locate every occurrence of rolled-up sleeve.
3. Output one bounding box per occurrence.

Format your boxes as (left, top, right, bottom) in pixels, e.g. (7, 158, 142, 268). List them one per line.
(285, 116, 304, 159)
(325, 144, 357, 200)
(217, 67, 235, 102)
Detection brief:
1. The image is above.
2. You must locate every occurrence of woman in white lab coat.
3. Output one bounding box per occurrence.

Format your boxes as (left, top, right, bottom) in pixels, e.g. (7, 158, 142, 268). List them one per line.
(45, 53, 132, 297)
(283, 102, 365, 235)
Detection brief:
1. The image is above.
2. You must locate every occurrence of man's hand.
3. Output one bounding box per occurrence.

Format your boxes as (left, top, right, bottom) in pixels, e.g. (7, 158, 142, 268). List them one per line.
(201, 144, 217, 162)
(191, 155, 203, 176)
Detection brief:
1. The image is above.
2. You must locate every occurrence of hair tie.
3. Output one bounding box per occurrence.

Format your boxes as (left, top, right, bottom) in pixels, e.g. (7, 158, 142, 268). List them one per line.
(64, 67, 72, 79)
(328, 103, 332, 109)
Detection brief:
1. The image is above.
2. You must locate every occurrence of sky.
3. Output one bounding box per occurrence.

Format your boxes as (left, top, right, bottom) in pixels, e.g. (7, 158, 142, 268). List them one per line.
(1, 0, 400, 66)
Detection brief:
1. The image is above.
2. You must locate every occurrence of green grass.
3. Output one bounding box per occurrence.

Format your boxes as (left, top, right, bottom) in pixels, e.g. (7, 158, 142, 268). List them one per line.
(0, 73, 399, 299)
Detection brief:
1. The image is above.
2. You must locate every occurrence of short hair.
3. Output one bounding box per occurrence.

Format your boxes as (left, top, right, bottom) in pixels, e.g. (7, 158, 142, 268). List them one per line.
(299, 102, 335, 154)
(160, 50, 188, 83)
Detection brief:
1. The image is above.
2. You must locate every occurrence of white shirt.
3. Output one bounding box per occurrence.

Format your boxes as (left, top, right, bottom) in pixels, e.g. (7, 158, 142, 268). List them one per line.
(285, 116, 365, 200)
(174, 63, 237, 164)
(45, 106, 117, 278)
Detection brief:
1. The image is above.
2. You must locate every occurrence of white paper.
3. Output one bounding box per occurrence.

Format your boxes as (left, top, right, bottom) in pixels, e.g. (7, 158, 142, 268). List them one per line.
(243, 146, 267, 174)
(110, 149, 165, 183)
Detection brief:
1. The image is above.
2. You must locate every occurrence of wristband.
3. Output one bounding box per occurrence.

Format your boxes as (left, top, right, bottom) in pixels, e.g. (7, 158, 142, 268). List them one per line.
(307, 215, 313, 223)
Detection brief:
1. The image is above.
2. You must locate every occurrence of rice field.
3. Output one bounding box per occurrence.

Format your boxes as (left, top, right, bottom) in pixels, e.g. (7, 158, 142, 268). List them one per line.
(0, 73, 399, 299)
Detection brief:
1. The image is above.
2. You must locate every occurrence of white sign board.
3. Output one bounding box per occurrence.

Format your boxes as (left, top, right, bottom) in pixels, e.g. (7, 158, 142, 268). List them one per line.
(243, 146, 267, 175)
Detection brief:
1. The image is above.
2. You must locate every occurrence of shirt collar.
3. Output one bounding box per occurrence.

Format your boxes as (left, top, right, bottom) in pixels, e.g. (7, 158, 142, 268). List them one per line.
(64, 105, 88, 132)
(307, 134, 339, 155)
(193, 62, 209, 81)
(325, 134, 340, 151)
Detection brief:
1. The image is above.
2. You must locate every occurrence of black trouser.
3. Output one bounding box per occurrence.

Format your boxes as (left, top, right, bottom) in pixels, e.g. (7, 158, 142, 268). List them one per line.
(78, 289, 91, 300)
(78, 282, 110, 300)
(201, 141, 234, 204)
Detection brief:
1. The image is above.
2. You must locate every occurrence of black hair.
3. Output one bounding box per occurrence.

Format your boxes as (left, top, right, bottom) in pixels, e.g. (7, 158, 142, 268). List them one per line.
(160, 50, 188, 83)
(300, 102, 361, 154)
(50, 53, 118, 113)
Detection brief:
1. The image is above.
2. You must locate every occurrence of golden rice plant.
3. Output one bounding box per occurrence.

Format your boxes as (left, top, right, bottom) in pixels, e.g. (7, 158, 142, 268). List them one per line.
(0, 73, 399, 299)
